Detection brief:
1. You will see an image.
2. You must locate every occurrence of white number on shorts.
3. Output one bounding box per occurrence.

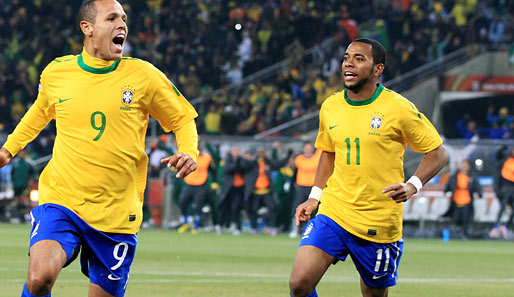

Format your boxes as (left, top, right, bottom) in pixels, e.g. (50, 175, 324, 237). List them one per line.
(111, 242, 129, 271)
(374, 248, 390, 272)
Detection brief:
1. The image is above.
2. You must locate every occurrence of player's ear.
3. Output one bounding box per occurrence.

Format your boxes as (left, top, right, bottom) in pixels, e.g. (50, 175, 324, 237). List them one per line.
(80, 20, 94, 37)
(374, 63, 384, 77)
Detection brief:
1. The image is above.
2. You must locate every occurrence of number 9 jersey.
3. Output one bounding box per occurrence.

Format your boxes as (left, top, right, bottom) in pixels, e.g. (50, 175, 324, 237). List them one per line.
(3, 49, 198, 234)
(315, 84, 442, 243)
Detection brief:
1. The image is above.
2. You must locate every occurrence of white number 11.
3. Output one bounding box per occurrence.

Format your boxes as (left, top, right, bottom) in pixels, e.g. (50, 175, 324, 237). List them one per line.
(374, 248, 390, 272)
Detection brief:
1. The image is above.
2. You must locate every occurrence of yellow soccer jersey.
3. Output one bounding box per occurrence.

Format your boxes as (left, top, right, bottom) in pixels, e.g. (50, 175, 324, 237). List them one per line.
(315, 83, 442, 243)
(3, 49, 198, 234)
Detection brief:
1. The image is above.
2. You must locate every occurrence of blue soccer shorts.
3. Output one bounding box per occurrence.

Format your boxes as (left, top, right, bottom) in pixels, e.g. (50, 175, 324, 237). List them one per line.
(299, 214, 404, 288)
(29, 203, 138, 297)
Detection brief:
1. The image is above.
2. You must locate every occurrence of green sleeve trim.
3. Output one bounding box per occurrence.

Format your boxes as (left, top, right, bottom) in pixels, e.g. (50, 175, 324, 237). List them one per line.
(169, 80, 181, 96)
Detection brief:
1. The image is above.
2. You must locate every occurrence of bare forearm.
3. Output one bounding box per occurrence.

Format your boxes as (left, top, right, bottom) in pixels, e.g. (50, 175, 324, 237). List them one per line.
(413, 145, 448, 185)
(313, 151, 335, 189)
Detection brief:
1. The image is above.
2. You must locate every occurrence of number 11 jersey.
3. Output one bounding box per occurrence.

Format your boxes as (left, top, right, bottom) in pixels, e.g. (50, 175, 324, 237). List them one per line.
(315, 84, 442, 243)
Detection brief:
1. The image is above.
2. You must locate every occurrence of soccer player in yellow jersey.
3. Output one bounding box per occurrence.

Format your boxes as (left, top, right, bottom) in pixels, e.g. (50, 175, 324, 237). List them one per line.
(0, 1, 199, 297)
(288, 38, 448, 297)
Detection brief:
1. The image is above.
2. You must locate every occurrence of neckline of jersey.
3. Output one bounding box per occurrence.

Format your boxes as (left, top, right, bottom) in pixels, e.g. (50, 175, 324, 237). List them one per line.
(77, 52, 121, 74)
(344, 83, 384, 106)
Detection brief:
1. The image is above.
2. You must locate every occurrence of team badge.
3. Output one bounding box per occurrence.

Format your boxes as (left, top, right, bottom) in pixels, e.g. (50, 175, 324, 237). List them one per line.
(370, 112, 384, 131)
(121, 85, 135, 106)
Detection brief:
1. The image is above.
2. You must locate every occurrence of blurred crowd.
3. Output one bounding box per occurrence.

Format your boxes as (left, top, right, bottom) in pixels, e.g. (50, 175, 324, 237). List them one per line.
(456, 105, 514, 140)
(1, 0, 514, 146)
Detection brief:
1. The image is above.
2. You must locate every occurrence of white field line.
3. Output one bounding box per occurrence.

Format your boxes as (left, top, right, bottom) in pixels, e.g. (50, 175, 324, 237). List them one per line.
(1, 267, 513, 284)
(3, 278, 514, 284)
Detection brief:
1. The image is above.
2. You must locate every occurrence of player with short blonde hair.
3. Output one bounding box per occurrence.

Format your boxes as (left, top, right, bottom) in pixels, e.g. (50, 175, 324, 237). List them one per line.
(0, 1, 199, 296)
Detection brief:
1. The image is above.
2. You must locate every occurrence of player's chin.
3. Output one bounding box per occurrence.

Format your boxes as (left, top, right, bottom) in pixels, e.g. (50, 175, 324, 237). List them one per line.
(343, 81, 356, 89)
(110, 45, 124, 60)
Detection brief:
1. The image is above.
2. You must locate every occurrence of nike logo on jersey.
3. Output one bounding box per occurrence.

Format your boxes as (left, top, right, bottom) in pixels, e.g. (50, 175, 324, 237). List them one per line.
(372, 274, 387, 280)
(59, 98, 72, 103)
(329, 124, 340, 130)
(108, 274, 122, 281)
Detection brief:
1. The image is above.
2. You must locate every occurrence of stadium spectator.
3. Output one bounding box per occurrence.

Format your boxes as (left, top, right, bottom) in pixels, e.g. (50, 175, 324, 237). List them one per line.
(488, 13, 505, 45)
(289, 141, 321, 238)
(9, 149, 35, 224)
(0, 1, 199, 297)
(203, 104, 222, 135)
(177, 147, 214, 234)
(2, 0, 513, 148)
(147, 135, 173, 178)
(216, 146, 246, 235)
(456, 116, 480, 140)
(246, 144, 292, 235)
(444, 160, 483, 238)
(490, 146, 514, 240)
(0, 162, 14, 222)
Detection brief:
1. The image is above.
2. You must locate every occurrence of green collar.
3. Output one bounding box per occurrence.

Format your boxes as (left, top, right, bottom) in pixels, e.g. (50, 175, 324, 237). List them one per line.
(77, 54, 121, 74)
(344, 83, 384, 106)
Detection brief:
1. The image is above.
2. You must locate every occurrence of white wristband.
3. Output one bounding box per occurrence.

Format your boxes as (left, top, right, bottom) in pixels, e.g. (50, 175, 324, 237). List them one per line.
(308, 186, 323, 201)
(406, 176, 423, 193)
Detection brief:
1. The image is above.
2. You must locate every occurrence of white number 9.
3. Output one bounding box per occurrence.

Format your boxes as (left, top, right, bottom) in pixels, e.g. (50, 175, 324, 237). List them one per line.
(111, 242, 129, 270)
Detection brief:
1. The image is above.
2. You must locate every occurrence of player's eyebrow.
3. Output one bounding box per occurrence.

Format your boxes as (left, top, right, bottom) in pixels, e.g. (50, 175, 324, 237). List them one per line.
(343, 53, 367, 59)
(106, 12, 127, 20)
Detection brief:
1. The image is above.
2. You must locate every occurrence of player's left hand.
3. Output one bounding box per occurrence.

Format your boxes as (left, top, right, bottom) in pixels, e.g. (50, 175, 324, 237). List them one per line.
(382, 182, 417, 203)
(160, 152, 197, 178)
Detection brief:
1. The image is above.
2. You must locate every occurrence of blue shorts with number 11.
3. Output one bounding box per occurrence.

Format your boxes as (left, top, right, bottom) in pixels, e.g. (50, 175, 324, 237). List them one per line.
(299, 214, 403, 288)
(29, 203, 138, 297)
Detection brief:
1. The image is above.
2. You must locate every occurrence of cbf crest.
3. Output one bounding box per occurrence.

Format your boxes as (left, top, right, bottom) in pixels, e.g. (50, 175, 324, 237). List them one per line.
(369, 112, 384, 136)
(120, 85, 135, 111)
(121, 85, 135, 106)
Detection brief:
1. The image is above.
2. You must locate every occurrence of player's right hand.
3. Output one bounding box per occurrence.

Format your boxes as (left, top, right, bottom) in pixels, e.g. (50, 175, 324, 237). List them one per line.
(0, 147, 13, 169)
(295, 198, 319, 226)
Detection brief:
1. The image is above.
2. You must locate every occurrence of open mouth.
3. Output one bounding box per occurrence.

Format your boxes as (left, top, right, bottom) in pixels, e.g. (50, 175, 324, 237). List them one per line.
(344, 71, 358, 81)
(112, 34, 125, 50)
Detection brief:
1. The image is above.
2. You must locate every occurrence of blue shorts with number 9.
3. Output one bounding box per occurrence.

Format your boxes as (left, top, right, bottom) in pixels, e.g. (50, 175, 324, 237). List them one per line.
(29, 203, 138, 297)
(299, 214, 403, 288)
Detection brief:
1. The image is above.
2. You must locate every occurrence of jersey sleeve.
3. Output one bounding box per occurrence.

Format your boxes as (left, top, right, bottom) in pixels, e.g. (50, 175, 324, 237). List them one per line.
(2, 66, 55, 157)
(315, 104, 335, 152)
(174, 120, 199, 162)
(146, 63, 198, 133)
(399, 99, 443, 153)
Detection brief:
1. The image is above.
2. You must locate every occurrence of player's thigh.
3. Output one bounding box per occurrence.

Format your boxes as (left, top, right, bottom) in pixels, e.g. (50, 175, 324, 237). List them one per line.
(290, 245, 334, 288)
(28, 240, 67, 282)
(28, 204, 82, 282)
(360, 277, 388, 297)
(89, 282, 115, 297)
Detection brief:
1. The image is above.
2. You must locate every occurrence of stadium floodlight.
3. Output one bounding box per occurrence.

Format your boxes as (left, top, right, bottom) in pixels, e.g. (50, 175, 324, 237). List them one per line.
(474, 158, 483, 170)
(30, 190, 39, 202)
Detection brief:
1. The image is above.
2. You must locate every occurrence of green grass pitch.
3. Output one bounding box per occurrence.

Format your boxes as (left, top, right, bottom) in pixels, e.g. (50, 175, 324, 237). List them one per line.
(1, 223, 513, 297)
